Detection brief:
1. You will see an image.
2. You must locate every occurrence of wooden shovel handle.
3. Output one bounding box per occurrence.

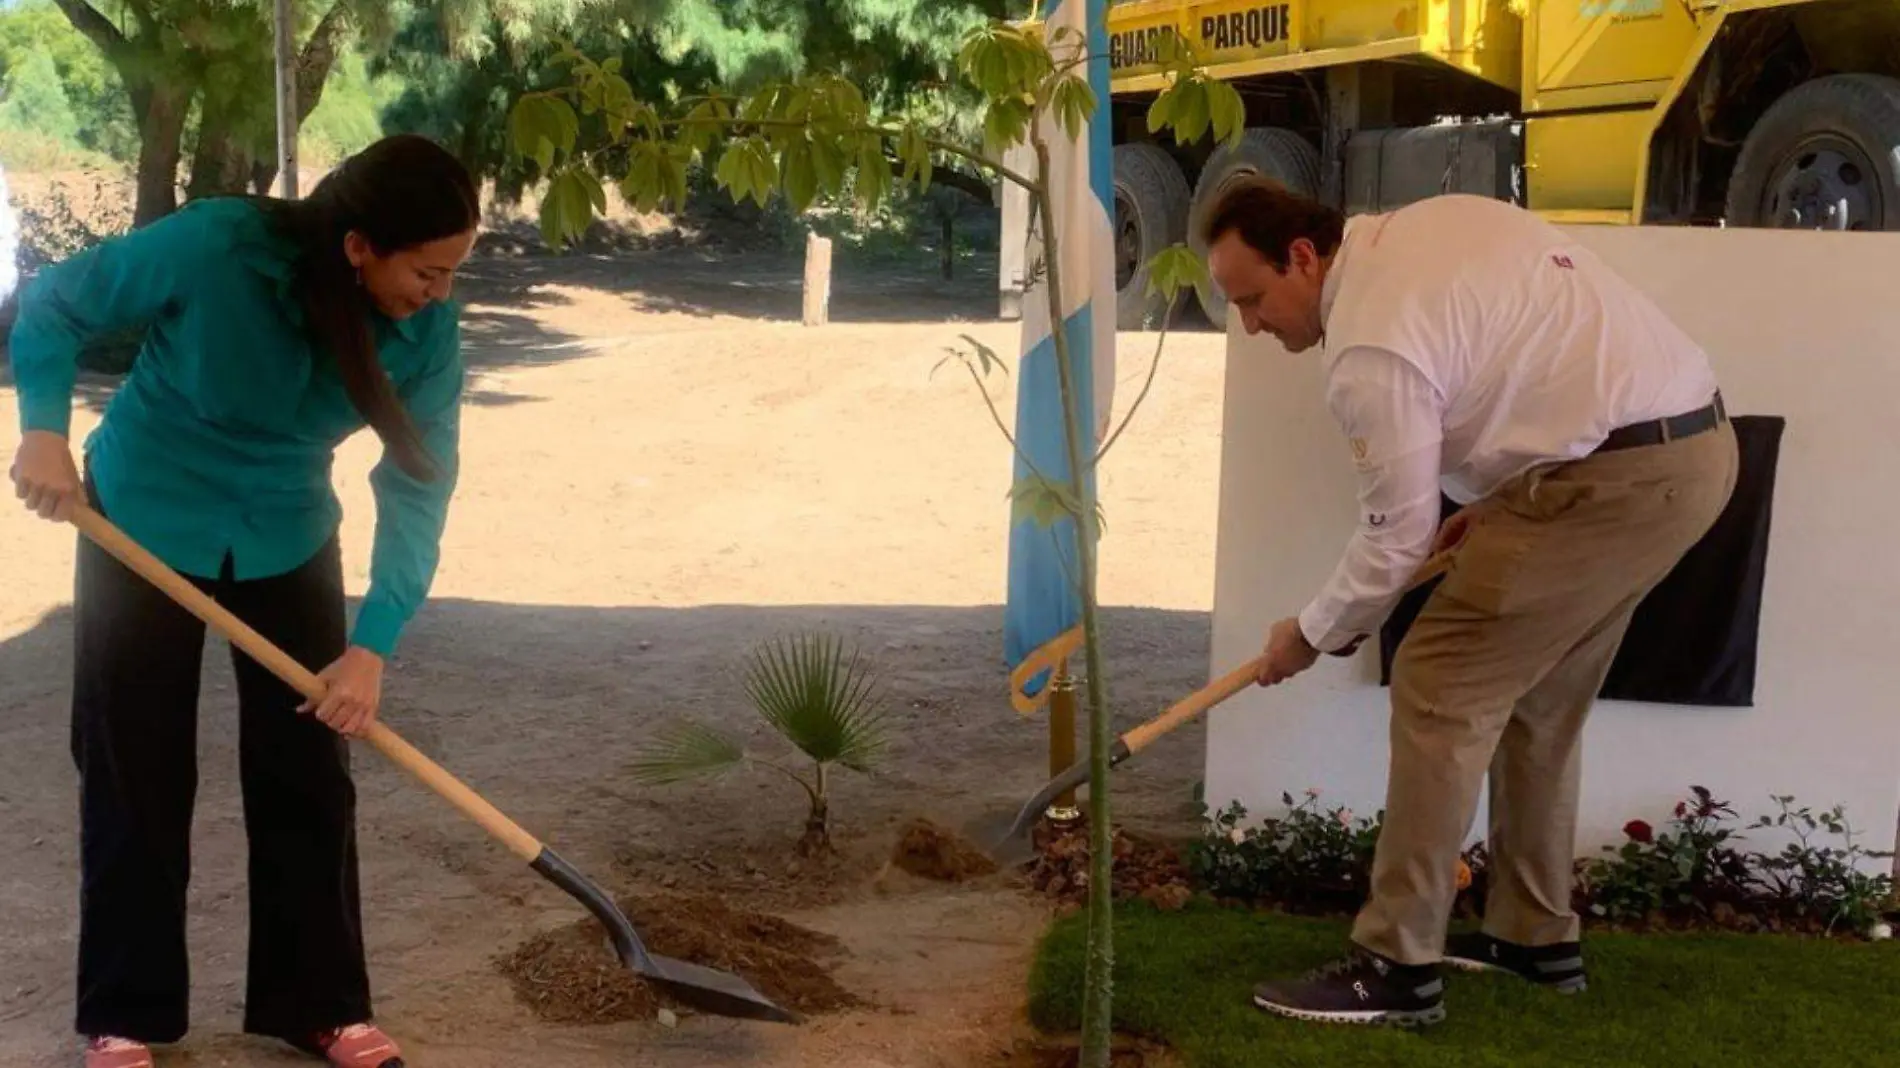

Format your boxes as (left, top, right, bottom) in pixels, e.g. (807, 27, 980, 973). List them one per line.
(1120, 657, 1262, 756)
(70, 505, 545, 863)
(1117, 547, 1453, 759)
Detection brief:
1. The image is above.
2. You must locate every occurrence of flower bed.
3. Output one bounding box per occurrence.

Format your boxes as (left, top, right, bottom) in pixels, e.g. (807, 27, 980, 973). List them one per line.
(1186, 784, 1898, 940)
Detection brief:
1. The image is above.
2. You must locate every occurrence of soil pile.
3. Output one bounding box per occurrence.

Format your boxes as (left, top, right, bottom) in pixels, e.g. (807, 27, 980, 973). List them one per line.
(890, 818, 1000, 882)
(495, 892, 860, 1024)
(1027, 817, 1194, 911)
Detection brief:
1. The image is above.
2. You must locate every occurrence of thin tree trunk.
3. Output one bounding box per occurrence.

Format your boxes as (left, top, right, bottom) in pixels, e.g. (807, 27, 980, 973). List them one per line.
(941, 212, 954, 280)
(1032, 131, 1115, 1068)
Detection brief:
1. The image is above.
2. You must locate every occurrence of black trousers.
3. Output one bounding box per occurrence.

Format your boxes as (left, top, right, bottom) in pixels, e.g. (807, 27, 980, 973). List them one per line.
(71, 483, 371, 1043)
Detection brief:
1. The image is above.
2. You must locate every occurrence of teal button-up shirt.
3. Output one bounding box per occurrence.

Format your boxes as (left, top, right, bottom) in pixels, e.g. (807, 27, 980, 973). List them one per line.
(8, 197, 463, 657)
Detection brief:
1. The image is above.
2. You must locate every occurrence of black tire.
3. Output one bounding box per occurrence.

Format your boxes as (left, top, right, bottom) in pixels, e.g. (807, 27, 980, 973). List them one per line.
(1112, 143, 1193, 331)
(1725, 72, 1900, 231)
(1187, 128, 1322, 329)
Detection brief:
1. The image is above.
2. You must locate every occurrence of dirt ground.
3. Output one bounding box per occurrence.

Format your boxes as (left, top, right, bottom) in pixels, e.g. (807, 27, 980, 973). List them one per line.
(0, 240, 1230, 1066)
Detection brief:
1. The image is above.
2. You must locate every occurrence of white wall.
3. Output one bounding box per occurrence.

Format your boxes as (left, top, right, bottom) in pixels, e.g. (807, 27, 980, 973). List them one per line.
(1204, 225, 1900, 866)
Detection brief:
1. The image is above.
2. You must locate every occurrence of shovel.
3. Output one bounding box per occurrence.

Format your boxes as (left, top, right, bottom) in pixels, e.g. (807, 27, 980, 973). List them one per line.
(969, 548, 1456, 869)
(69, 505, 799, 1026)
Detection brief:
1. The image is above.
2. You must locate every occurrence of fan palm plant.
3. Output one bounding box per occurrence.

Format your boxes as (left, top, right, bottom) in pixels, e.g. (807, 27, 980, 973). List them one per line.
(630, 630, 891, 857)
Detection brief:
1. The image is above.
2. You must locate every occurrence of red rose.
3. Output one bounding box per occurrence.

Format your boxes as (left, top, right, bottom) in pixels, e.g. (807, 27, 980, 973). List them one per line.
(1624, 819, 1654, 844)
(1675, 801, 1687, 818)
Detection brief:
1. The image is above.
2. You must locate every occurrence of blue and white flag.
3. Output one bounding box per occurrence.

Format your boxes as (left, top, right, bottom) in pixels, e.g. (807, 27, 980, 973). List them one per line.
(1004, 0, 1116, 714)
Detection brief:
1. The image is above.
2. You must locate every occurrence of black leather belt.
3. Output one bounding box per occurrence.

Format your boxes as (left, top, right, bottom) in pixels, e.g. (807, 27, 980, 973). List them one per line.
(1596, 391, 1727, 453)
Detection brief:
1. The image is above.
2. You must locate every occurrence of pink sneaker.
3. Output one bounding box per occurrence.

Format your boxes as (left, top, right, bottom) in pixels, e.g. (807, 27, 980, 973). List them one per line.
(83, 1036, 154, 1068)
(298, 1023, 404, 1068)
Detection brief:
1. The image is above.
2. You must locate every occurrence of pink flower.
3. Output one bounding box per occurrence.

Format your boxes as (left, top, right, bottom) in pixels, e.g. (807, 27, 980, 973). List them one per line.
(1305, 787, 1321, 799)
(1338, 809, 1354, 826)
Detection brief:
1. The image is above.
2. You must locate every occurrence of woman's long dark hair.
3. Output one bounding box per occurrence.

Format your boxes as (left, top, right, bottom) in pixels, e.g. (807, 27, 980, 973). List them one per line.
(253, 134, 480, 481)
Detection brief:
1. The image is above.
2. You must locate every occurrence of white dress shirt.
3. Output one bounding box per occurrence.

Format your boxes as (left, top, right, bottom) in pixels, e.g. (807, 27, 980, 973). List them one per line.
(1296, 194, 1723, 654)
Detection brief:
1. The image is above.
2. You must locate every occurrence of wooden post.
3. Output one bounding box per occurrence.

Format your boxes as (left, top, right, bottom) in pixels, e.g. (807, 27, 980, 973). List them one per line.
(1048, 664, 1080, 819)
(802, 232, 832, 326)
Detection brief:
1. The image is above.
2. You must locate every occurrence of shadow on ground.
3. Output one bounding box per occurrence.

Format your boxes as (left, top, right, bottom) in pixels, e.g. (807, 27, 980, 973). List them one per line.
(1, 596, 1216, 841)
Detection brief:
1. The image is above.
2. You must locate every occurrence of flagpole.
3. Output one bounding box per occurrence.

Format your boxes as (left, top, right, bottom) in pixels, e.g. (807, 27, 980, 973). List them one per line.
(274, 0, 298, 199)
(1047, 664, 1080, 819)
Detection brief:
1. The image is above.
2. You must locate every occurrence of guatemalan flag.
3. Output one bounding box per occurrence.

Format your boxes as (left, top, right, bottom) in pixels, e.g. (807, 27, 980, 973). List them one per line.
(1004, 0, 1117, 714)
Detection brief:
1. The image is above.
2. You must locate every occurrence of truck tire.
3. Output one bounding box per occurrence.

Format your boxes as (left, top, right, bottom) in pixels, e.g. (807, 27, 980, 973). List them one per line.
(1725, 73, 1900, 231)
(1187, 128, 1322, 330)
(1112, 143, 1193, 330)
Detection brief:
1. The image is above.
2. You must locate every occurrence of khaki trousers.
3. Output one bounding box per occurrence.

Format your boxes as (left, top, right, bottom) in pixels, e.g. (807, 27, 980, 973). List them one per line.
(1351, 417, 1739, 965)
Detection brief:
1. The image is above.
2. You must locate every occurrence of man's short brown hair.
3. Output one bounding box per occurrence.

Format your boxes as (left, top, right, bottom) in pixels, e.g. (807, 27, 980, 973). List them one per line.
(1198, 177, 1346, 271)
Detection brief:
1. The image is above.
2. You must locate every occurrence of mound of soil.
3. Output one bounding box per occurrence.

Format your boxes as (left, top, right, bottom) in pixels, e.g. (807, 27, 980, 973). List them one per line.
(890, 818, 1000, 882)
(495, 891, 861, 1024)
(1027, 816, 1194, 912)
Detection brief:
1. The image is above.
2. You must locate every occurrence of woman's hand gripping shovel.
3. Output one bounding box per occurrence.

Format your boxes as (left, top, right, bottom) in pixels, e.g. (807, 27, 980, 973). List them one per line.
(69, 504, 799, 1026)
(966, 549, 1456, 870)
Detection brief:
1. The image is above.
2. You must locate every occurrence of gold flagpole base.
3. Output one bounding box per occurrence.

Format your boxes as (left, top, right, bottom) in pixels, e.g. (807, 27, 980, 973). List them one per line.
(1046, 667, 1082, 824)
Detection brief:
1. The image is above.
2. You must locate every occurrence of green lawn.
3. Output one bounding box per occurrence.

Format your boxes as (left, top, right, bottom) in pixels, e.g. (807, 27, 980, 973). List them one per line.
(1028, 899, 1900, 1067)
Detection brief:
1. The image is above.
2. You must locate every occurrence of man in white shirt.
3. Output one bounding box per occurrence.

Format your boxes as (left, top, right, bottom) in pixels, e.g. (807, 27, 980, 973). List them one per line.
(1202, 182, 1738, 1028)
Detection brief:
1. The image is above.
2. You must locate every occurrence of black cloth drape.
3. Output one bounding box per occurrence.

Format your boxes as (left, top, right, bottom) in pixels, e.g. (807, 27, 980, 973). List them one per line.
(1377, 415, 1785, 708)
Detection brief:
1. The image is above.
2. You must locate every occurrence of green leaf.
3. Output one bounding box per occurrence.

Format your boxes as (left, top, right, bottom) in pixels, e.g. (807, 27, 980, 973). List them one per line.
(746, 139, 780, 208)
(621, 144, 666, 214)
(959, 333, 1008, 377)
(854, 133, 891, 211)
(1146, 86, 1179, 136)
(1208, 80, 1247, 148)
(743, 632, 890, 773)
(714, 141, 755, 205)
(1174, 81, 1212, 144)
(579, 168, 607, 215)
(628, 720, 746, 786)
(1146, 243, 1212, 305)
(1050, 74, 1097, 140)
(983, 97, 1033, 157)
(681, 99, 728, 155)
(1011, 474, 1076, 529)
(896, 126, 934, 192)
(538, 167, 597, 250)
(509, 94, 579, 173)
(662, 144, 693, 211)
(611, 81, 650, 137)
(810, 137, 848, 197)
(782, 137, 819, 213)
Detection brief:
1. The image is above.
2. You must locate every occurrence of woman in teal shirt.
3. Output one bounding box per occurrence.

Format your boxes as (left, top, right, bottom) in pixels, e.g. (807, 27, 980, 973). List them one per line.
(8, 134, 478, 1068)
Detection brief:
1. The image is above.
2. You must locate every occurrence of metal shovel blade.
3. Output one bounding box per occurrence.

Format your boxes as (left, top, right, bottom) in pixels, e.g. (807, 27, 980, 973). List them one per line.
(532, 848, 800, 1025)
(964, 757, 1096, 870)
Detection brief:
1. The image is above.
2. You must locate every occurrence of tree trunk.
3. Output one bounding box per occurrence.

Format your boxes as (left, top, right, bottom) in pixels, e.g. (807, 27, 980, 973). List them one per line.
(941, 212, 954, 280)
(49, 0, 192, 227)
(132, 83, 190, 226)
(795, 795, 832, 858)
(186, 103, 257, 202)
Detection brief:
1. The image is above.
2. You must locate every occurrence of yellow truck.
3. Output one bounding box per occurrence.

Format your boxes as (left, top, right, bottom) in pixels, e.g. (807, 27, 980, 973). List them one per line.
(1097, 0, 1900, 328)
